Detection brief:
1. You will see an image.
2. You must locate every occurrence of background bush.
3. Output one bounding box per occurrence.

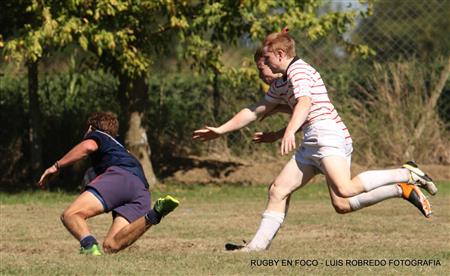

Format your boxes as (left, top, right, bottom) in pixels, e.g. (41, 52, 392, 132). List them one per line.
(2, 55, 448, 191)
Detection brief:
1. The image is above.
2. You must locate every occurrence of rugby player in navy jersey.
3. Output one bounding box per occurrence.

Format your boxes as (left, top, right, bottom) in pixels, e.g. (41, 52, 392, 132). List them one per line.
(38, 111, 179, 255)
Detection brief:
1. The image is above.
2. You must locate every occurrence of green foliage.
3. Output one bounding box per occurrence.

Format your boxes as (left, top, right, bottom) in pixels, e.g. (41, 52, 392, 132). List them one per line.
(0, 65, 119, 191)
(145, 72, 212, 159)
(144, 65, 290, 163)
(2, 1, 154, 76)
(180, 0, 361, 81)
(5, 0, 448, 191)
(3, 0, 362, 78)
(0, 73, 28, 190)
(1, 56, 449, 190)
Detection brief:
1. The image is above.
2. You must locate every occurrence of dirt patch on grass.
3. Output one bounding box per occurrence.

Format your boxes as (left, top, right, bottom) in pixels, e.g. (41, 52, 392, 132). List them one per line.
(163, 156, 450, 185)
(165, 156, 283, 185)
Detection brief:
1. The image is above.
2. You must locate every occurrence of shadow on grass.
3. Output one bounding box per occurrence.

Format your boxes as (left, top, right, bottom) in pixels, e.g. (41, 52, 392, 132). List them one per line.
(156, 156, 244, 179)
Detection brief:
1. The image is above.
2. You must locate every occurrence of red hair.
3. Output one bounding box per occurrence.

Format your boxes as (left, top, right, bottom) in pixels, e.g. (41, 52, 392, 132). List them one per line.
(263, 29, 296, 58)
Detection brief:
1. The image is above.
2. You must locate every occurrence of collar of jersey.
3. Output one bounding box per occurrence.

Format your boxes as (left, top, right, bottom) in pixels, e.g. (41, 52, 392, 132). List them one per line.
(283, 56, 300, 82)
(94, 130, 125, 148)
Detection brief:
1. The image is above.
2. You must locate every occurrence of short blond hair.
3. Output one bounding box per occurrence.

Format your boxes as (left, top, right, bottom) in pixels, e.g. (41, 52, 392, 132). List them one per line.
(263, 32, 296, 58)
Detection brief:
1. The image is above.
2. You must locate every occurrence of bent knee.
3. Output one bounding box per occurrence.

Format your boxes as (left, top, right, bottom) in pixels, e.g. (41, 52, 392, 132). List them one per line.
(60, 210, 72, 224)
(103, 239, 120, 254)
(333, 205, 351, 214)
(331, 201, 352, 214)
(60, 209, 88, 226)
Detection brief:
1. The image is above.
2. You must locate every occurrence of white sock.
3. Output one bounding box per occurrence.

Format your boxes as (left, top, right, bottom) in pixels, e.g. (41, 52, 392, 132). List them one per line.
(349, 184, 402, 211)
(247, 210, 285, 251)
(358, 169, 409, 192)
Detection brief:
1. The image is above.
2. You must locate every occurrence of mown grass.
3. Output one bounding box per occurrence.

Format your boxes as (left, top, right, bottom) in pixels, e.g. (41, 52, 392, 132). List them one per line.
(1, 181, 449, 275)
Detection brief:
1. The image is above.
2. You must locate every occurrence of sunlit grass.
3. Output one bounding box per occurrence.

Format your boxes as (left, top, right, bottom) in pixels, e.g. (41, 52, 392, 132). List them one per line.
(1, 182, 449, 275)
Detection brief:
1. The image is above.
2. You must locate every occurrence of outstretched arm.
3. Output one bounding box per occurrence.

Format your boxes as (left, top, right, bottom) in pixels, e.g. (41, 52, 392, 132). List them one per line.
(192, 98, 277, 141)
(281, 96, 312, 155)
(37, 139, 98, 187)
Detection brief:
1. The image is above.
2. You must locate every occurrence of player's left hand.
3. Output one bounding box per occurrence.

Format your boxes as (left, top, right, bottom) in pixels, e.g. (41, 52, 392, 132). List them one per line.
(252, 131, 280, 143)
(37, 165, 59, 188)
(281, 131, 296, 155)
(192, 126, 222, 141)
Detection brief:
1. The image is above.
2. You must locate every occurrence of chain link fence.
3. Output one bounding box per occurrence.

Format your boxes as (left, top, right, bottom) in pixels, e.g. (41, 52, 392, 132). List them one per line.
(303, 0, 450, 65)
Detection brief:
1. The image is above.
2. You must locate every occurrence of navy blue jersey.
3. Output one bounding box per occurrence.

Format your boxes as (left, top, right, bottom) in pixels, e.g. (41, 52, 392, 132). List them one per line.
(84, 130, 149, 188)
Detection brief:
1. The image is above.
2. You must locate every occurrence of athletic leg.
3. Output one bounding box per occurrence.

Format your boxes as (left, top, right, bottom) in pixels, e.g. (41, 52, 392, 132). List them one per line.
(266, 159, 317, 213)
(61, 191, 104, 240)
(103, 195, 179, 254)
(322, 157, 437, 198)
(326, 179, 402, 214)
(61, 190, 104, 255)
(103, 216, 150, 253)
(321, 155, 363, 197)
(321, 156, 411, 197)
(244, 160, 317, 251)
(324, 168, 432, 217)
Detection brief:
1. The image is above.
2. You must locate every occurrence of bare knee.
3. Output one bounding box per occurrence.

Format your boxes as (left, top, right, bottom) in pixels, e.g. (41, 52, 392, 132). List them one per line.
(60, 210, 73, 226)
(60, 208, 89, 229)
(333, 205, 351, 214)
(331, 199, 352, 214)
(103, 238, 120, 254)
(269, 181, 290, 202)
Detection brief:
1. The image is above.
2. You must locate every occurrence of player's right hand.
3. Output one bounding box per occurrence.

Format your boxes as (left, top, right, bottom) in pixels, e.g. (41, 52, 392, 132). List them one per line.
(281, 130, 296, 155)
(192, 126, 222, 141)
(37, 165, 59, 188)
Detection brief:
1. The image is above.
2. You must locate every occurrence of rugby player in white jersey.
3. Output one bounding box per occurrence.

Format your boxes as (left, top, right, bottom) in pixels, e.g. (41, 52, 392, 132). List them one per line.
(192, 30, 437, 252)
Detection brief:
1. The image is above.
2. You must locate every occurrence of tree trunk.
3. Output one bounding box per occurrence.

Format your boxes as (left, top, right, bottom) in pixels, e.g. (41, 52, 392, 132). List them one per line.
(208, 70, 231, 156)
(126, 111, 158, 186)
(27, 60, 43, 183)
(213, 71, 220, 121)
(118, 74, 158, 185)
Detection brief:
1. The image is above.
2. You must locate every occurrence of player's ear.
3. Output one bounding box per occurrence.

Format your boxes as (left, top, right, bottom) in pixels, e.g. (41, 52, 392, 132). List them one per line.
(276, 49, 285, 61)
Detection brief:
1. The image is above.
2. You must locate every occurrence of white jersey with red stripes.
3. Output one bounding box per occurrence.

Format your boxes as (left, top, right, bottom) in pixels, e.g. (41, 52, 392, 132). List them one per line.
(264, 58, 352, 143)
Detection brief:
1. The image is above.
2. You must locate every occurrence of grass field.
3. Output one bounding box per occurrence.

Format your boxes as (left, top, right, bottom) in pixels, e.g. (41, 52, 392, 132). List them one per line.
(1, 181, 449, 275)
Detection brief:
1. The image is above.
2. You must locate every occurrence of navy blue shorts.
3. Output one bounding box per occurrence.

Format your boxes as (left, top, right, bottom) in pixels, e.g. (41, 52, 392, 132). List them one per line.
(86, 166, 151, 223)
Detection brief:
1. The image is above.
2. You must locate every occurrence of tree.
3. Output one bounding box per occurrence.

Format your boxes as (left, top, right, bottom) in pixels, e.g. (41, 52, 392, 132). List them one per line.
(176, 0, 361, 128)
(1, 0, 56, 182)
(2, 0, 361, 184)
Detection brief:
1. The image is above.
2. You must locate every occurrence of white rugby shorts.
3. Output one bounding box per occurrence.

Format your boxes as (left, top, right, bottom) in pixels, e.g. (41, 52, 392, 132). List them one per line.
(294, 119, 353, 173)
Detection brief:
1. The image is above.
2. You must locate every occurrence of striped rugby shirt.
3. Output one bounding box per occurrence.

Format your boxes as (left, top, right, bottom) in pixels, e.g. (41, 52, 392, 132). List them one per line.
(264, 57, 352, 143)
